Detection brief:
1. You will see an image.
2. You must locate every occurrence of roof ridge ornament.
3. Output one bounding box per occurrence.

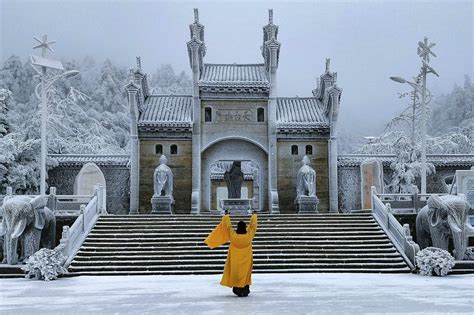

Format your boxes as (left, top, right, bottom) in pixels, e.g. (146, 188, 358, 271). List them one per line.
(136, 56, 142, 71)
(194, 8, 199, 23)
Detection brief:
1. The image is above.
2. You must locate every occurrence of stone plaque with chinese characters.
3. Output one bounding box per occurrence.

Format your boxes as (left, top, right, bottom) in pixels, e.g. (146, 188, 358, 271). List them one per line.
(456, 170, 474, 209)
(360, 159, 384, 209)
(216, 108, 254, 123)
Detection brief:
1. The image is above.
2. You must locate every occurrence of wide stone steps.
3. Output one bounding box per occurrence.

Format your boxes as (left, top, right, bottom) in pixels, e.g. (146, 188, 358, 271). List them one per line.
(68, 214, 411, 276)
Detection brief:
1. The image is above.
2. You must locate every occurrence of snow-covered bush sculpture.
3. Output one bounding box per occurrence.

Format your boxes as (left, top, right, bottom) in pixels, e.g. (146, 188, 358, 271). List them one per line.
(22, 248, 68, 281)
(415, 247, 455, 276)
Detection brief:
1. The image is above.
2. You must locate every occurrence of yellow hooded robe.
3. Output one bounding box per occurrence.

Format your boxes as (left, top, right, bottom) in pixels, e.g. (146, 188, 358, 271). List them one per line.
(204, 214, 258, 288)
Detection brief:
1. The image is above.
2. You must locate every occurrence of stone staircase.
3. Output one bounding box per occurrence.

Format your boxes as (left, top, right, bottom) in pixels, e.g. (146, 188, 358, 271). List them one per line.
(68, 213, 412, 276)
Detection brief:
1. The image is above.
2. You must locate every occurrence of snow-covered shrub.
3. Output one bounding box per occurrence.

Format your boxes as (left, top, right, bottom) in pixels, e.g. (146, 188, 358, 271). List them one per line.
(415, 247, 455, 277)
(22, 248, 68, 281)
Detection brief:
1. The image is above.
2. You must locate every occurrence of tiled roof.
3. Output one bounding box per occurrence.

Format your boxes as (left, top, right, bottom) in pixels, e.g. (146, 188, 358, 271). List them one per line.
(276, 97, 329, 129)
(138, 95, 193, 127)
(338, 154, 474, 168)
(49, 154, 130, 167)
(199, 64, 269, 88)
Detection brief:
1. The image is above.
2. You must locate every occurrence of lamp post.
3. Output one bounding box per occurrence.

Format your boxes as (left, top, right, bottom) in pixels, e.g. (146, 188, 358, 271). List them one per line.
(389, 37, 438, 194)
(30, 35, 79, 195)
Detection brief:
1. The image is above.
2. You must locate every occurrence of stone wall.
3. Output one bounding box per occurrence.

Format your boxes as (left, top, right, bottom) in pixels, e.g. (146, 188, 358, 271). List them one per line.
(277, 140, 329, 213)
(139, 139, 192, 213)
(200, 100, 269, 151)
(48, 167, 130, 214)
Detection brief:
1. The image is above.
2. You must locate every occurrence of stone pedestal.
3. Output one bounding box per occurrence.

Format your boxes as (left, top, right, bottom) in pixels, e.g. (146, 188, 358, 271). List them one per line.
(219, 198, 252, 214)
(296, 196, 319, 213)
(151, 195, 174, 214)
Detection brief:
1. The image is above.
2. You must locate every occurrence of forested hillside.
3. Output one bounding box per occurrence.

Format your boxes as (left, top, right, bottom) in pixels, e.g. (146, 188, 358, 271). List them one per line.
(0, 55, 191, 192)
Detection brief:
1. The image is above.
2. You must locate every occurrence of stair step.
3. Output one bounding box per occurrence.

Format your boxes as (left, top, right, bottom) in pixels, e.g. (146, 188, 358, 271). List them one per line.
(69, 261, 409, 271)
(92, 225, 381, 231)
(67, 267, 411, 276)
(77, 248, 399, 255)
(94, 220, 377, 225)
(81, 242, 393, 249)
(74, 252, 402, 259)
(101, 214, 374, 219)
(71, 258, 406, 267)
(84, 234, 389, 241)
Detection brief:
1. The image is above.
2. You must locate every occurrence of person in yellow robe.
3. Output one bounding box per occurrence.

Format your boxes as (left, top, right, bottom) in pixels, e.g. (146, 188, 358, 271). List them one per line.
(204, 211, 258, 297)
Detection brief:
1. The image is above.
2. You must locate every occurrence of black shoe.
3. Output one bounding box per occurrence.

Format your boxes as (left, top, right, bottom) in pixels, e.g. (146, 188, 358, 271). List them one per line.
(243, 285, 250, 297)
(233, 287, 243, 296)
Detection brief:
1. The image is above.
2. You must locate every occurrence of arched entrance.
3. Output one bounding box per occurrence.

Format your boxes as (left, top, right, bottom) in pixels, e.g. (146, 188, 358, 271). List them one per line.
(201, 138, 268, 212)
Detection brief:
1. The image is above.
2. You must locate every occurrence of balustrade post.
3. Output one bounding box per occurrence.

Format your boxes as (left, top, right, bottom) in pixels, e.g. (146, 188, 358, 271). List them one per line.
(413, 190, 419, 213)
(96, 184, 105, 215)
(49, 186, 57, 211)
(371, 186, 377, 211)
(385, 203, 392, 227)
(80, 204, 85, 232)
(60, 225, 70, 255)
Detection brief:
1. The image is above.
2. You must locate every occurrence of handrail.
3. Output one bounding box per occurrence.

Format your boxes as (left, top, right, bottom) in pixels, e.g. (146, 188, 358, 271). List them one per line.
(371, 186, 420, 270)
(0, 187, 95, 214)
(54, 184, 105, 267)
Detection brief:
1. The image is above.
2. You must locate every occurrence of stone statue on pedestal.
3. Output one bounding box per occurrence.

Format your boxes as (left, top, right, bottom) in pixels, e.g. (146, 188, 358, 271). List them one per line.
(295, 155, 319, 213)
(297, 156, 316, 197)
(151, 155, 174, 214)
(224, 161, 243, 198)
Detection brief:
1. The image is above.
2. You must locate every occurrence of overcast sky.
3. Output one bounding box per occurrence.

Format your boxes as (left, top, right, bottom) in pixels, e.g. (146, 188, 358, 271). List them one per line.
(1, 0, 472, 136)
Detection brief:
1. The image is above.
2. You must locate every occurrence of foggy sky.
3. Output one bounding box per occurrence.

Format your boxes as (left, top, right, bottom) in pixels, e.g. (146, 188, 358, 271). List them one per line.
(1, 0, 472, 136)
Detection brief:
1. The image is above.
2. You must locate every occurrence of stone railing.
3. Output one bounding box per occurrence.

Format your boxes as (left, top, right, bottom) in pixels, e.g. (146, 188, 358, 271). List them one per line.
(0, 186, 105, 217)
(375, 192, 447, 213)
(371, 187, 420, 270)
(56, 184, 105, 266)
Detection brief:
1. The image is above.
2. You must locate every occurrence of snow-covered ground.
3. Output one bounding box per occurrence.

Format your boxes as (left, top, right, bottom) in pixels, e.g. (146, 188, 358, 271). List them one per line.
(0, 273, 473, 314)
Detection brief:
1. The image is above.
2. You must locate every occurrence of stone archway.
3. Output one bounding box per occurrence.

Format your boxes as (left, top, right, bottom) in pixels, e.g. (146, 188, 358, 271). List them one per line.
(74, 162, 106, 211)
(210, 160, 261, 211)
(201, 139, 268, 212)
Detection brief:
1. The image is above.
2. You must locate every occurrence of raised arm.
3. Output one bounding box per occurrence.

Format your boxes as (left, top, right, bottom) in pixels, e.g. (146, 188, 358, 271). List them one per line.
(248, 213, 258, 239)
(222, 213, 234, 234)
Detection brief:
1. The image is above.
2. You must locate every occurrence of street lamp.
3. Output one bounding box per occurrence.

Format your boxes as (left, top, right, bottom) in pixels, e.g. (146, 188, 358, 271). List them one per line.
(30, 35, 79, 195)
(389, 37, 439, 195)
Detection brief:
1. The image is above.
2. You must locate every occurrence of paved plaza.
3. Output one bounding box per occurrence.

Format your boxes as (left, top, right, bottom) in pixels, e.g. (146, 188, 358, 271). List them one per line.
(1, 273, 473, 314)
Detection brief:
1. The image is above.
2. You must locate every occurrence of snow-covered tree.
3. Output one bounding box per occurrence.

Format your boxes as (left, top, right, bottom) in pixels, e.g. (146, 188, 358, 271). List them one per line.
(150, 64, 192, 94)
(385, 135, 435, 193)
(431, 75, 473, 137)
(0, 56, 193, 192)
(0, 88, 12, 136)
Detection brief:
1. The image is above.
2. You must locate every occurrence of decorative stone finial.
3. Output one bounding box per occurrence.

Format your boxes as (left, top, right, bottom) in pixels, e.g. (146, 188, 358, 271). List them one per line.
(325, 58, 330, 73)
(269, 9, 273, 24)
(194, 8, 199, 23)
(136, 56, 142, 70)
(129, 68, 134, 79)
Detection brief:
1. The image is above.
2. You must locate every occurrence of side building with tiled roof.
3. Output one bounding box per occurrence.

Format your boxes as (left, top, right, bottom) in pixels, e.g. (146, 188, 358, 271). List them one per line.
(125, 9, 342, 214)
